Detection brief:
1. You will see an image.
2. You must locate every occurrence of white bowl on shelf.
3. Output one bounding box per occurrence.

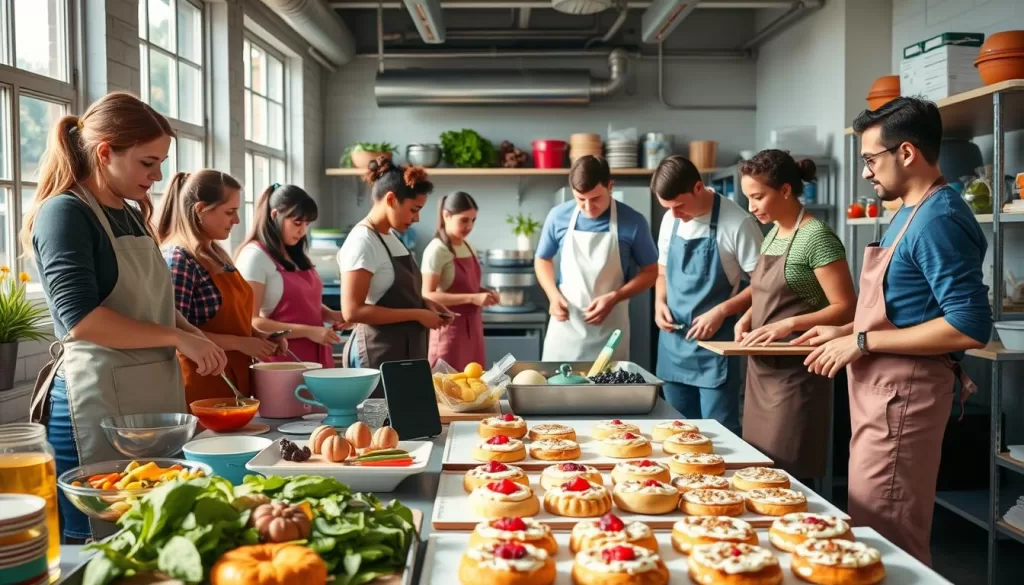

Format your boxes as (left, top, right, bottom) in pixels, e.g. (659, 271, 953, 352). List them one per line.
(1009, 445, 1024, 462)
(994, 321, 1024, 351)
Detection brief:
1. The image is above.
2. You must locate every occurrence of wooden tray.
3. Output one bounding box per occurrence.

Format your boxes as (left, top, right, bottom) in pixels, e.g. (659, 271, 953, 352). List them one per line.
(437, 401, 501, 423)
(421, 527, 954, 584)
(430, 470, 846, 530)
(441, 418, 773, 471)
(698, 341, 815, 356)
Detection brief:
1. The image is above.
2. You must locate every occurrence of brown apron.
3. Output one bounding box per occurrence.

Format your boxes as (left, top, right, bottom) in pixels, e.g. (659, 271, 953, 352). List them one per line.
(342, 223, 428, 397)
(847, 179, 976, 566)
(742, 210, 833, 479)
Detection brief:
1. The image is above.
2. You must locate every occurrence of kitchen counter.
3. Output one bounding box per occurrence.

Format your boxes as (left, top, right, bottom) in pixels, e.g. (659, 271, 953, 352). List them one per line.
(482, 309, 548, 324)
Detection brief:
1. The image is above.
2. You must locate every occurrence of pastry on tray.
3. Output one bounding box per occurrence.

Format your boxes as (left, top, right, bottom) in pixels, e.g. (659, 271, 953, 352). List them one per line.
(671, 473, 731, 494)
(662, 431, 713, 455)
(611, 459, 671, 485)
(671, 516, 759, 555)
(731, 467, 792, 492)
(598, 432, 653, 459)
(668, 452, 726, 476)
(679, 489, 746, 517)
(464, 461, 530, 493)
(469, 516, 558, 556)
(572, 543, 670, 585)
(769, 514, 853, 553)
(478, 414, 528, 440)
(528, 438, 581, 461)
(542, 477, 612, 518)
(611, 479, 680, 515)
(528, 423, 577, 442)
(539, 462, 603, 491)
(469, 479, 540, 519)
(458, 541, 556, 585)
(651, 419, 699, 442)
(472, 435, 527, 463)
(592, 419, 642, 440)
(790, 539, 885, 585)
(570, 513, 659, 553)
(744, 488, 808, 516)
(687, 542, 783, 585)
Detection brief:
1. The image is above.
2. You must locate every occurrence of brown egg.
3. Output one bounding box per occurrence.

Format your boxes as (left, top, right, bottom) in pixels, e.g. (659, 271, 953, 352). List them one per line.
(309, 425, 338, 455)
(371, 426, 400, 450)
(345, 421, 372, 449)
(322, 435, 353, 463)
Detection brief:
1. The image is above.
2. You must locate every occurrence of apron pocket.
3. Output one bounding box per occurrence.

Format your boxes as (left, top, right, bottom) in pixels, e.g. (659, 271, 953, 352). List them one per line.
(112, 359, 182, 415)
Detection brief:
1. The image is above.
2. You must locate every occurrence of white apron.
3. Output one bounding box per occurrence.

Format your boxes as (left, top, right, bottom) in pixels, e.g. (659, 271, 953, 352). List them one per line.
(542, 199, 630, 362)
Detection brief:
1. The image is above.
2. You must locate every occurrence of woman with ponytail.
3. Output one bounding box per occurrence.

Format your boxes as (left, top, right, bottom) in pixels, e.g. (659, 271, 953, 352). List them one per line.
(157, 170, 285, 403)
(338, 157, 452, 377)
(235, 184, 343, 369)
(22, 92, 226, 541)
(420, 191, 496, 370)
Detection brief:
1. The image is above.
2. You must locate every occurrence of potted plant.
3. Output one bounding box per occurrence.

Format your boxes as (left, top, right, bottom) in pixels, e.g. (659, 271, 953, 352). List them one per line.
(507, 213, 541, 252)
(342, 142, 397, 168)
(440, 129, 497, 168)
(0, 267, 49, 391)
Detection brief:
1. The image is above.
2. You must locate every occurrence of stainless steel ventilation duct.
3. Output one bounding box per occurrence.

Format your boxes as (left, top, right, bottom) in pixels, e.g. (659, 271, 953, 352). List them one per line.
(261, 0, 356, 66)
(375, 49, 629, 106)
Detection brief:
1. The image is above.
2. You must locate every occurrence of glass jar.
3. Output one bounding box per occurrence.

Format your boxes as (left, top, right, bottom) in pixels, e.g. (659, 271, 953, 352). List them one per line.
(0, 423, 60, 582)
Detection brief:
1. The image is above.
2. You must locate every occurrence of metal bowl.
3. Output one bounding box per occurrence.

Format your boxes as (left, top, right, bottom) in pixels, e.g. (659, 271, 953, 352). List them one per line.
(99, 413, 198, 458)
(406, 144, 441, 167)
(484, 249, 534, 267)
(483, 271, 536, 288)
(493, 288, 527, 307)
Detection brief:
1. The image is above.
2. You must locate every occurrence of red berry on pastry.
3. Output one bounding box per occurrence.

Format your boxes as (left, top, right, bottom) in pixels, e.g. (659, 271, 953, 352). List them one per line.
(492, 517, 527, 531)
(672, 420, 684, 426)
(611, 419, 623, 424)
(598, 513, 625, 532)
(501, 414, 516, 422)
(642, 479, 662, 488)
(487, 435, 510, 445)
(494, 542, 528, 560)
(601, 545, 636, 563)
(730, 546, 743, 557)
(563, 477, 592, 492)
(558, 462, 586, 472)
(488, 479, 522, 495)
(483, 461, 509, 473)
(635, 459, 654, 467)
(804, 516, 825, 526)
(621, 432, 638, 439)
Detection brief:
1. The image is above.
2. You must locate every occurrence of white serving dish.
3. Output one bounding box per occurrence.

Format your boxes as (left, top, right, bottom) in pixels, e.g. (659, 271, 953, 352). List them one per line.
(441, 418, 773, 471)
(994, 321, 1024, 351)
(246, 438, 432, 492)
(421, 527, 953, 584)
(1008, 445, 1024, 462)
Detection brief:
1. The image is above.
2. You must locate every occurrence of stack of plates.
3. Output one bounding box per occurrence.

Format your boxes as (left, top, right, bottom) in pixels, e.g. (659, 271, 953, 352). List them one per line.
(605, 138, 638, 168)
(569, 133, 603, 163)
(0, 495, 51, 585)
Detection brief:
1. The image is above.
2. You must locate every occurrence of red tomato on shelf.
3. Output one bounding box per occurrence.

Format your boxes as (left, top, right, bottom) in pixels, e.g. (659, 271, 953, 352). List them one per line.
(847, 203, 865, 219)
(867, 203, 879, 218)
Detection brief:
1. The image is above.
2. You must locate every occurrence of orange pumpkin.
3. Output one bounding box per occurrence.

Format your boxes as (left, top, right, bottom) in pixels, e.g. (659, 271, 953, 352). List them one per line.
(210, 544, 327, 585)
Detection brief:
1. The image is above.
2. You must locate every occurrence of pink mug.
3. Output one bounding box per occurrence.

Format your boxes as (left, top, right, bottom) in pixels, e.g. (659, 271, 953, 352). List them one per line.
(250, 362, 323, 419)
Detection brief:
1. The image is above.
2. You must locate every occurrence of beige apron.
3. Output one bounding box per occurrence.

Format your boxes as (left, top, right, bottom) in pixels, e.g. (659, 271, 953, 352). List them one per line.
(846, 179, 975, 566)
(29, 188, 185, 536)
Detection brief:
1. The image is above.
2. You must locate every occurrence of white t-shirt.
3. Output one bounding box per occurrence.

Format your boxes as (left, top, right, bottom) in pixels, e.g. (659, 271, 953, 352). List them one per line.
(336, 226, 411, 304)
(421, 238, 475, 291)
(236, 243, 283, 316)
(657, 194, 763, 293)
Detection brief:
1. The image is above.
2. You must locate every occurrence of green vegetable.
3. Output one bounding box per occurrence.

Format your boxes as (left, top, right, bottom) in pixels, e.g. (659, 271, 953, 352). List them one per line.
(342, 142, 398, 167)
(440, 129, 497, 168)
(507, 212, 541, 237)
(158, 536, 203, 583)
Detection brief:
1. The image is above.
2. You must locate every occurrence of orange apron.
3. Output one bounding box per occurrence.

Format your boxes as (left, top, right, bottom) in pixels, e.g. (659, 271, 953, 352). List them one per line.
(179, 261, 255, 403)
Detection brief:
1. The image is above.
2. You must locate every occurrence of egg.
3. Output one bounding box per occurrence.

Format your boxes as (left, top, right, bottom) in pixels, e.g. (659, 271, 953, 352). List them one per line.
(345, 421, 372, 449)
(512, 369, 547, 385)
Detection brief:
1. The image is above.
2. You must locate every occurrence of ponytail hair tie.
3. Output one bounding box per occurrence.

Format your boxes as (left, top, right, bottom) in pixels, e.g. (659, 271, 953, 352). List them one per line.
(76, 119, 84, 131)
(271, 182, 281, 191)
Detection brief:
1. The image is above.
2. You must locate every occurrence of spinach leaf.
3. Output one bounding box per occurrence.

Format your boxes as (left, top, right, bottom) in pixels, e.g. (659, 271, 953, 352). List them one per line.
(157, 536, 204, 583)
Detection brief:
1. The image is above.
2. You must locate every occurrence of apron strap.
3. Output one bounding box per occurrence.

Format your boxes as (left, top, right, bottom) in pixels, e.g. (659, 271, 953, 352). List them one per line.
(709, 193, 721, 237)
(884, 177, 947, 250)
(361, 222, 397, 259)
(28, 341, 64, 424)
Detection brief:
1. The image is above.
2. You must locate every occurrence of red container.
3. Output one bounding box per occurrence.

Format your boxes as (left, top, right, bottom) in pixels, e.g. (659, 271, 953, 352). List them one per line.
(532, 140, 568, 169)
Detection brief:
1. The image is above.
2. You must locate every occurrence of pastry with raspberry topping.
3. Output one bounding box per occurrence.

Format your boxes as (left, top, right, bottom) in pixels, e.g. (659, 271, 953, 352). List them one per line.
(542, 477, 612, 518)
(598, 431, 652, 459)
(731, 466, 792, 491)
(527, 423, 576, 442)
(528, 438, 581, 461)
(671, 516, 759, 555)
(652, 419, 700, 442)
(478, 413, 528, 440)
(611, 479, 680, 515)
(569, 514, 659, 554)
(591, 419, 641, 440)
(687, 542, 782, 585)
(458, 540, 556, 585)
(572, 542, 669, 585)
(463, 461, 529, 493)
(791, 538, 885, 585)
(468, 516, 558, 556)
(539, 462, 603, 491)
(662, 431, 714, 455)
(472, 434, 526, 463)
(468, 478, 540, 519)
(610, 459, 671, 485)
(768, 513, 852, 552)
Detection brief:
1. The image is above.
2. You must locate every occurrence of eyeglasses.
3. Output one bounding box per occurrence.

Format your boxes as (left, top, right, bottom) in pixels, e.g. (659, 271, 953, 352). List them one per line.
(861, 145, 899, 171)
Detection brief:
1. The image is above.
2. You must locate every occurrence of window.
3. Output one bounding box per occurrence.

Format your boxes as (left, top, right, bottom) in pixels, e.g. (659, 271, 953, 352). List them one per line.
(0, 0, 74, 279)
(138, 0, 206, 203)
(243, 36, 287, 228)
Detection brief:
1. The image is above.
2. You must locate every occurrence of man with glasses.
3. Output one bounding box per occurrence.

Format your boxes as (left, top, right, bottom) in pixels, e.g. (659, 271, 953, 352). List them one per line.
(795, 96, 991, 564)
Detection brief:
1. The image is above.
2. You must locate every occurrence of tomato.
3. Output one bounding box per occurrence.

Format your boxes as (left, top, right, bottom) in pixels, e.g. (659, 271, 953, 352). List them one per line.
(866, 203, 879, 218)
(847, 203, 865, 219)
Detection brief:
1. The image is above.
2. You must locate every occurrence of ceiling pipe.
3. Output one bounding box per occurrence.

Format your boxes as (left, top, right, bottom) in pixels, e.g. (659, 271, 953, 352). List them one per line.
(657, 42, 755, 110)
(584, 0, 629, 48)
(741, 0, 822, 50)
(403, 1, 446, 43)
(332, 1, 799, 9)
(590, 48, 628, 96)
(517, 7, 532, 28)
(358, 48, 751, 59)
(262, 0, 355, 66)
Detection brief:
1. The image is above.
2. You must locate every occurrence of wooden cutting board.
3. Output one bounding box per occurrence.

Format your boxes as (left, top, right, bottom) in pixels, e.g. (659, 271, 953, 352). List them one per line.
(698, 341, 815, 356)
(436, 401, 501, 423)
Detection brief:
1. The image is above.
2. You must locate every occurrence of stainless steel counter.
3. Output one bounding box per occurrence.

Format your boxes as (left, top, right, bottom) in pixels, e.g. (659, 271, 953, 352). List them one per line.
(482, 310, 548, 324)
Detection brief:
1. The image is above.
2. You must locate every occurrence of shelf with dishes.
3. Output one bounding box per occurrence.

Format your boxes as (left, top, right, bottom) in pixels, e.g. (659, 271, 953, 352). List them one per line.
(847, 212, 1024, 226)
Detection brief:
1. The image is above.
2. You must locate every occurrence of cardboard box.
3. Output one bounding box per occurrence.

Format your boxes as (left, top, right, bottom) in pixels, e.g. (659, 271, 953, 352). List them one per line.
(899, 43, 982, 101)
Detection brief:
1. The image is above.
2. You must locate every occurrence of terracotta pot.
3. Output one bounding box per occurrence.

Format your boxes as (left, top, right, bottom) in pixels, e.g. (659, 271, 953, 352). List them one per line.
(867, 95, 898, 110)
(868, 75, 901, 96)
(349, 149, 392, 169)
(978, 31, 1024, 58)
(974, 53, 1024, 85)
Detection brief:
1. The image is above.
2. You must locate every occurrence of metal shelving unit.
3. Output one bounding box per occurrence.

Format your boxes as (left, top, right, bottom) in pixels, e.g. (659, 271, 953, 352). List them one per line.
(842, 79, 1024, 585)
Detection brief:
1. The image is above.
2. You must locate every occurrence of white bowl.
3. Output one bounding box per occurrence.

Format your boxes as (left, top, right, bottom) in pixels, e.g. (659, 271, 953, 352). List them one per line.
(994, 321, 1024, 351)
(1009, 445, 1024, 462)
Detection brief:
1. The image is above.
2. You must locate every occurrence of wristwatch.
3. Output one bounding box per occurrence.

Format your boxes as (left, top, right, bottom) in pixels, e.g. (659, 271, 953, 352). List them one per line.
(856, 331, 870, 355)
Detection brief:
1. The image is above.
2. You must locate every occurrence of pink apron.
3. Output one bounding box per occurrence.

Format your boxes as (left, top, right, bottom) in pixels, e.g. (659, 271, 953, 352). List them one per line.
(259, 244, 334, 369)
(847, 179, 976, 565)
(428, 243, 486, 371)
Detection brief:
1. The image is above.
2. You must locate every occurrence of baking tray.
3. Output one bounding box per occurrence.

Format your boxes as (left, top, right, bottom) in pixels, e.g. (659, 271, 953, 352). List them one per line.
(698, 341, 815, 356)
(506, 361, 661, 416)
(421, 527, 953, 584)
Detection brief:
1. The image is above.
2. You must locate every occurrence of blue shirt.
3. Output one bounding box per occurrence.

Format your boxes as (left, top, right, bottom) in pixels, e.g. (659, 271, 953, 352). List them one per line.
(880, 185, 992, 357)
(535, 200, 659, 280)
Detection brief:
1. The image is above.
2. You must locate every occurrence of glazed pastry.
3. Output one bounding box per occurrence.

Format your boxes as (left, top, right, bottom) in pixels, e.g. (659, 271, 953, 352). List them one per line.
(671, 473, 731, 494)
(570, 513, 659, 553)
(610, 459, 671, 485)
(464, 461, 529, 493)
(469, 479, 540, 519)
(744, 488, 808, 516)
(472, 435, 527, 463)
(679, 489, 746, 517)
(688, 542, 783, 585)
(768, 514, 853, 553)
(468, 517, 558, 556)
(668, 452, 726, 476)
(478, 413, 528, 439)
(652, 419, 699, 442)
(662, 431, 713, 454)
(528, 423, 577, 442)
(791, 539, 885, 585)
(598, 432, 653, 459)
(458, 541, 556, 585)
(542, 477, 612, 518)
(611, 479, 679, 515)
(592, 419, 641, 440)
(539, 462, 603, 491)
(671, 516, 759, 555)
(528, 438, 581, 461)
(572, 543, 670, 585)
(731, 467, 792, 492)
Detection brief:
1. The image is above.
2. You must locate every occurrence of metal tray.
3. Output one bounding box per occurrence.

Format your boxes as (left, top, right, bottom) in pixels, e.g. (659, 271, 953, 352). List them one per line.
(505, 361, 662, 416)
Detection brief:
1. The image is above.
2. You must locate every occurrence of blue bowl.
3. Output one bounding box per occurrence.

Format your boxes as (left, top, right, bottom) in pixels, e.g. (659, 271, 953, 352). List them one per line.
(294, 368, 380, 428)
(182, 436, 273, 485)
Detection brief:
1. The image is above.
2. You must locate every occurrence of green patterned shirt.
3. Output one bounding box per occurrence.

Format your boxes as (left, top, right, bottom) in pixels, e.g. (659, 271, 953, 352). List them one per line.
(760, 218, 847, 310)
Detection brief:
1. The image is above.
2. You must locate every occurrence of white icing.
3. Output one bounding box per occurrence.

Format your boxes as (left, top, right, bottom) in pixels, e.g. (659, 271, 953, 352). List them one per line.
(733, 467, 788, 483)
(617, 461, 669, 475)
(603, 433, 650, 446)
(468, 465, 525, 481)
(613, 480, 678, 496)
(467, 542, 548, 572)
(672, 453, 724, 465)
(672, 474, 730, 491)
(745, 488, 806, 505)
(595, 421, 641, 433)
(772, 514, 850, 538)
(546, 482, 609, 500)
(475, 519, 550, 541)
(674, 517, 754, 540)
(654, 420, 698, 432)
(531, 424, 574, 436)
(666, 432, 711, 445)
(573, 520, 652, 542)
(575, 544, 660, 574)
(795, 539, 882, 568)
(472, 484, 534, 502)
(478, 439, 524, 452)
(483, 417, 525, 429)
(543, 464, 600, 479)
(531, 439, 579, 452)
(682, 489, 743, 505)
(689, 542, 778, 574)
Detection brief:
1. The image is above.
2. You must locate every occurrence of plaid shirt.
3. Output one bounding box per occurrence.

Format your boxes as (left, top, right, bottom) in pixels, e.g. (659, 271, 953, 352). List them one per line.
(163, 246, 225, 327)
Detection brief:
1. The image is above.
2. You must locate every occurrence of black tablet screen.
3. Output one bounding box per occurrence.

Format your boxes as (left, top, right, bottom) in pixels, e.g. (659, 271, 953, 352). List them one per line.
(379, 359, 443, 440)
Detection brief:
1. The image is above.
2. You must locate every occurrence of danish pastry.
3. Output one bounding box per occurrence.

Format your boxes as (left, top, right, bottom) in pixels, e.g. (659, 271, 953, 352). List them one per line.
(468, 516, 558, 556)
(744, 488, 808, 516)
(539, 462, 603, 491)
(542, 477, 612, 518)
(651, 419, 699, 442)
(458, 541, 556, 585)
(464, 461, 529, 493)
(768, 514, 853, 553)
(598, 432, 653, 459)
(478, 414, 528, 439)
(731, 467, 791, 492)
(671, 473, 731, 494)
(472, 435, 527, 463)
(668, 452, 726, 476)
(527, 423, 577, 442)
(592, 419, 641, 440)
(572, 543, 670, 585)
(570, 513, 658, 553)
(687, 542, 783, 585)
(610, 459, 671, 485)
(790, 539, 885, 585)
(611, 480, 680, 515)
(528, 438, 581, 461)
(662, 431, 713, 454)
(671, 516, 759, 555)
(679, 489, 745, 517)
(469, 479, 540, 519)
